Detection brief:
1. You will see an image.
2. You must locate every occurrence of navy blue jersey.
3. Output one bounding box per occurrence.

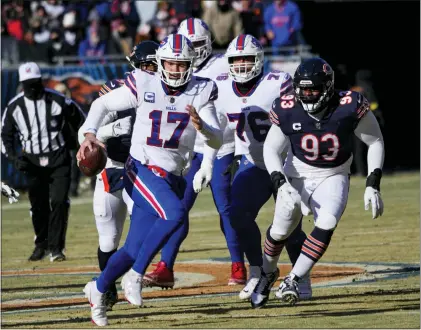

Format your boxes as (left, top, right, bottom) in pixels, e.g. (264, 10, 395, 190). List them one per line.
(270, 90, 369, 168)
(98, 78, 136, 163)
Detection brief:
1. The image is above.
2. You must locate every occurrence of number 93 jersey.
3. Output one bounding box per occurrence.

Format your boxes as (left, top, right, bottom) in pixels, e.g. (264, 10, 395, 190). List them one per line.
(270, 90, 370, 175)
(215, 70, 292, 169)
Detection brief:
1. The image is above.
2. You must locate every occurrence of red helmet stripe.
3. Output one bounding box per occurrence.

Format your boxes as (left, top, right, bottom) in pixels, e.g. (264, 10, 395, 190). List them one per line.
(187, 18, 195, 35)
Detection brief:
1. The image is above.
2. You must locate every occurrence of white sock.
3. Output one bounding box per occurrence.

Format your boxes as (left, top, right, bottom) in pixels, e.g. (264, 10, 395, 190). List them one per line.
(291, 254, 314, 279)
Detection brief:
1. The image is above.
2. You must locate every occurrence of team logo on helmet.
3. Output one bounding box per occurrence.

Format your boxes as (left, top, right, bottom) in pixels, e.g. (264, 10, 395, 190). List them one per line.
(323, 64, 332, 74)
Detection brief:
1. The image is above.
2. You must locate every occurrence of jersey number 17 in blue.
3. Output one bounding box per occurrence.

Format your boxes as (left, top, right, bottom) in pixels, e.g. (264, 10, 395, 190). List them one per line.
(147, 110, 190, 149)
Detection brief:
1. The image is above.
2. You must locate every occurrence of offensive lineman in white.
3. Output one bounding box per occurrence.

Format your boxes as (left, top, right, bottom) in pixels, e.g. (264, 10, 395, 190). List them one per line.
(214, 34, 311, 304)
(77, 33, 222, 326)
(258, 57, 385, 307)
(143, 17, 247, 289)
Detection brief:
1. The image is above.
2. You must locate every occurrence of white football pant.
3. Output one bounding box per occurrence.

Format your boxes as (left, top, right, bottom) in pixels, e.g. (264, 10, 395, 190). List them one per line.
(93, 175, 128, 252)
(271, 174, 350, 239)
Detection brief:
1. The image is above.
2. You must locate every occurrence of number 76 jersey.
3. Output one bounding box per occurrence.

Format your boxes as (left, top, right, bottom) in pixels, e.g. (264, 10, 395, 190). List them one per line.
(214, 70, 292, 169)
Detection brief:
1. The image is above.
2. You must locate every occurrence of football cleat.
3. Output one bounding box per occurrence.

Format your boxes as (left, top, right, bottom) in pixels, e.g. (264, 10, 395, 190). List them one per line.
(83, 281, 108, 326)
(228, 262, 247, 286)
(49, 250, 66, 262)
(250, 268, 280, 309)
(239, 266, 261, 300)
(142, 261, 175, 289)
(298, 274, 312, 300)
(276, 274, 300, 305)
(104, 283, 118, 311)
(121, 269, 143, 306)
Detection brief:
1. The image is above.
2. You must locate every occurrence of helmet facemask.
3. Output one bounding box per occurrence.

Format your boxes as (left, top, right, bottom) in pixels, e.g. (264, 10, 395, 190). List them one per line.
(295, 81, 334, 113)
(157, 57, 194, 88)
(227, 53, 263, 83)
(191, 37, 212, 67)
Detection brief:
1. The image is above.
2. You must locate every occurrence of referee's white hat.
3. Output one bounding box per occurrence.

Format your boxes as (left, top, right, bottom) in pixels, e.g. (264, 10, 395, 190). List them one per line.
(19, 62, 42, 82)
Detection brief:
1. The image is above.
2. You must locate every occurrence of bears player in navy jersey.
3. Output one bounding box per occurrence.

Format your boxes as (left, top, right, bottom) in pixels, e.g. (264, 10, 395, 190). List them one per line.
(251, 57, 385, 308)
(78, 40, 159, 311)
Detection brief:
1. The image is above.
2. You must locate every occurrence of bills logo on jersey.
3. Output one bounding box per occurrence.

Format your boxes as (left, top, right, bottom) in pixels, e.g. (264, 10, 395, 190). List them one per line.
(144, 92, 155, 103)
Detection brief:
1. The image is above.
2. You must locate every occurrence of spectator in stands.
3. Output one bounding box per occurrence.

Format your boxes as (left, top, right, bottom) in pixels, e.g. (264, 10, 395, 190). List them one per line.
(47, 28, 76, 63)
(202, 0, 243, 49)
(351, 69, 385, 176)
(147, 1, 179, 43)
(232, 0, 265, 44)
(1, 22, 19, 65)
(29, 5, 51, 44)
(62, 10, 83, 50)
(263, 0, 303, 55)
(2, 1, 27, 41)
(40, 0, 65, 20)
(78, 26, 107, 65)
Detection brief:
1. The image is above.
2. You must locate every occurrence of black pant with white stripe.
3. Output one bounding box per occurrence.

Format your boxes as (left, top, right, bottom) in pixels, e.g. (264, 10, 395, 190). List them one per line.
(25, 148, 71, 252)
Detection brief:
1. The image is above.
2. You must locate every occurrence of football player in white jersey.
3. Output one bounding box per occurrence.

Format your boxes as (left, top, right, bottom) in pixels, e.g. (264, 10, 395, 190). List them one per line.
(213, 34, 311, 305)
(77, 41, 159, 311)
(143, 17, 246, 289)
(261, 58, 384, 307)
(77, 33, 222, 326)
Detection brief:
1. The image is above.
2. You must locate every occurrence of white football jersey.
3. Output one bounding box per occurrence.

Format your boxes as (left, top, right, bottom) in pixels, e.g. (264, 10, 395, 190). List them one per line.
(129, 70, 219, 175)
(193, 54, 234, 158)
(215, 70, 292, 169)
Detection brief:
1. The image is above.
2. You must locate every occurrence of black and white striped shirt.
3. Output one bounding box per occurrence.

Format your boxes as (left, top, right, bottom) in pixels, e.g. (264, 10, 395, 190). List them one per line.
(1, 88, 85, 157)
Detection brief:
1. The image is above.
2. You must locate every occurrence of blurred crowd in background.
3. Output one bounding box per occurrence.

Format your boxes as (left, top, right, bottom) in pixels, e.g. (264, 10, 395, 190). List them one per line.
(1, 0, 306, 65)
(1, 0, 386, 194)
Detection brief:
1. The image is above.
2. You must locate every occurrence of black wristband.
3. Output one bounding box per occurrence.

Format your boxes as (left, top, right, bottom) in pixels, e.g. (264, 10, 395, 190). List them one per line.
(366, 168, 382, 191)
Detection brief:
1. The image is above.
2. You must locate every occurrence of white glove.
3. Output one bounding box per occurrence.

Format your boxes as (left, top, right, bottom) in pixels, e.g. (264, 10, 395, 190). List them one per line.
(364, 186, 384, 219)
(193, 164, 213, 193)
(278, 182, 300, 209)
(1, 182, 20, 204)
(112, 116, 132, 137)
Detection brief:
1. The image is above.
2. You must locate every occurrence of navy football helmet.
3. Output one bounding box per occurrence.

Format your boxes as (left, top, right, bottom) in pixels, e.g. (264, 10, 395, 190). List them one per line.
(126, 41, 159, 71)
(293, 57, 335, 113)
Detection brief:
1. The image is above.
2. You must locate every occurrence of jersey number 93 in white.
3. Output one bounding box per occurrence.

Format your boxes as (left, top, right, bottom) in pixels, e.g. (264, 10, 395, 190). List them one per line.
(301, 133, 340, 161)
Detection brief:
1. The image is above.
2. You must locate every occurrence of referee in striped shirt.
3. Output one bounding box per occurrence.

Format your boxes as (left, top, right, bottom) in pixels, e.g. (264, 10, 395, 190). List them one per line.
(1, 62, 85, 262)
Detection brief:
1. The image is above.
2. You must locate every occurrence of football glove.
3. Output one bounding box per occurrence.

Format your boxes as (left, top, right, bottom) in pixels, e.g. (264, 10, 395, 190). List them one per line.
(193, 163, 213, 193)
(270, 171, 286, 198)
(1, 182, 20, 204)
(364, 168, 384, 219)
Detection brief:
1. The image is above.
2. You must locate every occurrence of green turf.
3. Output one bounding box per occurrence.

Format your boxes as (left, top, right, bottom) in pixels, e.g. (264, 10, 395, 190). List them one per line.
(1, 172, 420, 328)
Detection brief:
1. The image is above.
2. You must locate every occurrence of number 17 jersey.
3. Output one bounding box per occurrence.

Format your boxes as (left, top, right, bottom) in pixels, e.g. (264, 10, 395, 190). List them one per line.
(214, 70, 292, 169)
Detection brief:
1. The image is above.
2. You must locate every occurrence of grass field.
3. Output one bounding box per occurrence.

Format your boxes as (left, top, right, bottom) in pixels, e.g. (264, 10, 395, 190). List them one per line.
(1, 172, 420, 328)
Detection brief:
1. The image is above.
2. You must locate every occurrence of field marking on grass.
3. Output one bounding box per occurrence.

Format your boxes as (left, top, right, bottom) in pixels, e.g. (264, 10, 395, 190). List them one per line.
(1, 261, 419, 316)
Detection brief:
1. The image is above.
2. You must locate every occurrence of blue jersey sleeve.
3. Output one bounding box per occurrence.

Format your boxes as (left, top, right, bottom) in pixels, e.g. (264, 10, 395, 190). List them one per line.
(98, 78, 125, 97)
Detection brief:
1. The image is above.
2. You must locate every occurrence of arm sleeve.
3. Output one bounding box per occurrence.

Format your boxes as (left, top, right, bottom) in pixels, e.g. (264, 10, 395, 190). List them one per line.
(82, 85, 138, 135)
(1, 106, 17, 158)
(197, 101, 223, 150)
(263, 124, 289, 175)
(354, 110, 385, 174)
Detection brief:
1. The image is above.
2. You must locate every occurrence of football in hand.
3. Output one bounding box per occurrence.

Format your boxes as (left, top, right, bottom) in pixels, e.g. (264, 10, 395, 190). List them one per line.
(78, 144, 107, 177)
